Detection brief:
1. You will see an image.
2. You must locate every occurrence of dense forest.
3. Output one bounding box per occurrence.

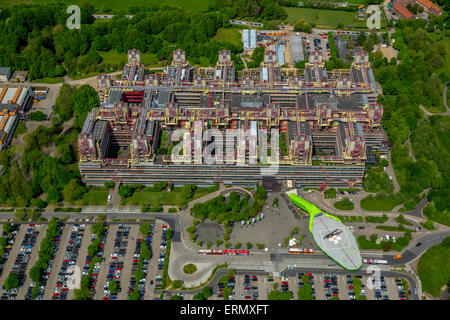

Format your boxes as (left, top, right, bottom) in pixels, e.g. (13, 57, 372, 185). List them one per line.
(369, 15, 449, 225)
(0, 1, 293, 80)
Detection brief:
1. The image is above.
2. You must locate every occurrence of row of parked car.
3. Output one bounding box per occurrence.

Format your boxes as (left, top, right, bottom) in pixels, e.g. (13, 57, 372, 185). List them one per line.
(26, 223, 64, 300)
(373, 275, 389, 300)
(243, 274, 258, 300)
(102, 225, 130, 300)
(0, 224, 19, 278)
(52, 224, 85, 300)
(155, 225, 168, 290)
(1, 224, 40, 300)
(298, 272, 315, 298)
(82, 227, 108, 297)
(395, 278, 409, 300)
(128, 223, 154, 299)
(323, 273, 339, 299)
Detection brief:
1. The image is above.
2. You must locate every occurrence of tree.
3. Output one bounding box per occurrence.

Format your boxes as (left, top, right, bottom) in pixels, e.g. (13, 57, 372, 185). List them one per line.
(108, 281, 118, 294)
(140, 223, 151, 235)
(4, 272, 20, 291)
(86, 48, 102, 64)
(29, 111, 46, 121)
(3, 222, 13, 234)
(29, 265, 43, 283)
(62, 178, 87, 203)
(119, 184, 133, 198)
(171, 280, 183, 288)
(90, 222, 105, 237)
(246, 242, 253, 249)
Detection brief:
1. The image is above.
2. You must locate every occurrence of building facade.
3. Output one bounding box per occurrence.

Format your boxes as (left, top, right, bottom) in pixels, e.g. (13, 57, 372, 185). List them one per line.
(78, 49, 384, 189)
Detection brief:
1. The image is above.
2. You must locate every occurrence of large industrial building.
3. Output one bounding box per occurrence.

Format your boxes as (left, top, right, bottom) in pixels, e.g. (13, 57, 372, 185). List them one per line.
(0, 84, 33, 150)
(78, 48, 384, 189)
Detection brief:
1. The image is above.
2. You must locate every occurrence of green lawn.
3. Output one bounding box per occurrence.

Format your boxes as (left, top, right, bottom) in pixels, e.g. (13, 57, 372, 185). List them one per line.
(31, 77, 62, 84)
(417, 238, 450, 297)
(0, 0, 212, 12)
(283, 7, 355, 28)
(213, 28, 242, 46)
(360, 196, 396, 211)
(73, 187, 109, 206)
(121, 188, 214, 206)
(98, 50, 159, 66)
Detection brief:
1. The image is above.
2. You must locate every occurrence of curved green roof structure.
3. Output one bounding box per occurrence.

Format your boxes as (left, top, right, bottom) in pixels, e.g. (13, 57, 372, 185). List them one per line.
(288, 192, 362, 271)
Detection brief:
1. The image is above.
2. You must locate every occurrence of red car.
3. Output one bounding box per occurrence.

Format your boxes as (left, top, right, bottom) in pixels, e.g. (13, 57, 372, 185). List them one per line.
(307, 273, 312, 276)
(348, 286, 354, 290)
(245, 296, 251, 299)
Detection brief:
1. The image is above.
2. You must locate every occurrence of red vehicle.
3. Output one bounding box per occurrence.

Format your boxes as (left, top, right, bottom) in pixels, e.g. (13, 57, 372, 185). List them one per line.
(307, 273, 312, 276)
(162, 225, 167, 229)
(282, 281, 288, 285)
(99, 243, 104, 247)
(29, 224, 35, 227)
(62, 288, 68, 292)
(348, 286, 353, 290)
(245, 296, 251, 299)
(102, 297, 109, 300)
(238, 250, 249, 256)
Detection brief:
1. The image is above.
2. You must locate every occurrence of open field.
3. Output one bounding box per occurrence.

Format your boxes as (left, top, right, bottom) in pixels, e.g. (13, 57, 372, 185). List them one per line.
(213, 28, 242, 46)
(417, 239, 450, 297)
(121, 188, 214, 206)
(98, 50, 159, 66)
(72, 187, 109, 206)
(360, 196, 396, 212)
(283, 6, 355, 28)
(0, 0, 212, 12)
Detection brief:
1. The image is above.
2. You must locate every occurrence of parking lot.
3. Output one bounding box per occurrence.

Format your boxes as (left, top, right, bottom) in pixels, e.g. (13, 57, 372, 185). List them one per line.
(210, 271, 412, 300)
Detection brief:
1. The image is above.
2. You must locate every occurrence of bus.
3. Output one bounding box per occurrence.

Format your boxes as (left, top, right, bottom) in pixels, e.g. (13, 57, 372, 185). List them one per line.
(288, 248, 303, 254)
(238, 250, 249, 256)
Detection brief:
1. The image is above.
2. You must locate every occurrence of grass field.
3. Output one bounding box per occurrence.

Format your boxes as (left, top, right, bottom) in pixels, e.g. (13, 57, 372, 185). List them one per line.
(360, 196, 396, 211)
(73, 187, 109, 206)
(213, 28, 242, 46)
(0, 0, 211, 12)
(417, 238, 450, 297)
(283, 6, 355, 28)
(121, 188, 215, 206)
(98, 50, 159, 66)
(31, 77, 63, 84)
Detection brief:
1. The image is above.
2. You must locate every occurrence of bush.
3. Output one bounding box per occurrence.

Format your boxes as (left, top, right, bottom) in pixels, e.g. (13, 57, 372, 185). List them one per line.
(256, 243, 265, 249)
(171, 280, 183, 288)
(324, 188, 337, 199)
(29, 111, 46, 121)
(104, 181, 115, 189)
(246, 242, 252, 249)
(334, 197, 354, 210)
(183, 264, 197, 274)
(235, 242, 241, 249)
